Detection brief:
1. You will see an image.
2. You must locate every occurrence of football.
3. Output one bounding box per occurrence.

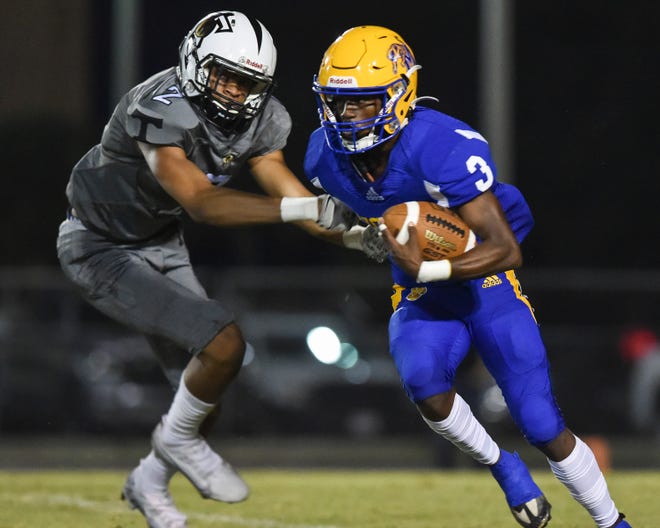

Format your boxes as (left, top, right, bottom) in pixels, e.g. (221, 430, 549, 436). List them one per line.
(382, 201, 476, 261)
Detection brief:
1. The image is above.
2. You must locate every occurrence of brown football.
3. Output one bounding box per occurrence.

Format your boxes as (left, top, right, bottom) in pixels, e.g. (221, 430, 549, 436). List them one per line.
(382, 201, 476, 260)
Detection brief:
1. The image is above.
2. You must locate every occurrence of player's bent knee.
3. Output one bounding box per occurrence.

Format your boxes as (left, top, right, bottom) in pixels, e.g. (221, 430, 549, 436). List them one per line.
(205, 323, 246, 366)
(514, 396, 565, 446)
(417, 391, 454, 421)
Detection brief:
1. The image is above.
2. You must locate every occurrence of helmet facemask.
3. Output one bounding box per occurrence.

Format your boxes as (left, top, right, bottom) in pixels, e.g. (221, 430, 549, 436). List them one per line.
(195, 56, 274, 133)
(313, 26, 419, 155)
(314, 75, 412, 154)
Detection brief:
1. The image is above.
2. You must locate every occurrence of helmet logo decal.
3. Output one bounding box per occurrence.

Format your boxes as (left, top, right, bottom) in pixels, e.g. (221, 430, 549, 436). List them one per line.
(387, 43, 415, 74)
(194, 12, 235, 39)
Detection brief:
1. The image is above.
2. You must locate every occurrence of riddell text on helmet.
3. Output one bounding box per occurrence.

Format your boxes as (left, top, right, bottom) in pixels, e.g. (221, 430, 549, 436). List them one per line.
(328, 76, 357, 86)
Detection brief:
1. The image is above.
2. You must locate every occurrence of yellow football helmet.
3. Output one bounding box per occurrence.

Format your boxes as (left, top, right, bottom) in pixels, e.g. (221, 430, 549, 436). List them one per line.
(313, 25, 420, 153)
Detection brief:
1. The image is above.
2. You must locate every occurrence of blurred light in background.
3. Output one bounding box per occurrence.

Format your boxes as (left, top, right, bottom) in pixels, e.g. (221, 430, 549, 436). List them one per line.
(306, 326, 362, 372)
(337, 343, 359, 370)
(306, 326, 341, 364)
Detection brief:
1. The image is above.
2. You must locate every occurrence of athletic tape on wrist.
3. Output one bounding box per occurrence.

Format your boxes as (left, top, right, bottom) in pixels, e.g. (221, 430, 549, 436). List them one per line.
(417, 259, 452, 282)
(280, 197, 319, 222)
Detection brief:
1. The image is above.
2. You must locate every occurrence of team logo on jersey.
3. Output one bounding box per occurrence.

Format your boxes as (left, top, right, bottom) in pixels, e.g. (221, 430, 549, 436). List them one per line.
(481, 275, 503, 288)
(222, 152, 237, 166)
(365, 187, 384, 201)
(206, 172, 231, 186)
(406, 287, 427, 301)
(130, 109, 163, 142)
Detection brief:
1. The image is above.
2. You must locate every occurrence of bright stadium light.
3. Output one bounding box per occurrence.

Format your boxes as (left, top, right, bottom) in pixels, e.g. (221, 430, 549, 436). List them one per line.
(306, 326, 342, 364)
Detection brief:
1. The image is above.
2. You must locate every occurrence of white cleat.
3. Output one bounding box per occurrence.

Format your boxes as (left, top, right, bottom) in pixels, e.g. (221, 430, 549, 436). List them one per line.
(122, 466, 187, 528)
(151, 420, 249, 503)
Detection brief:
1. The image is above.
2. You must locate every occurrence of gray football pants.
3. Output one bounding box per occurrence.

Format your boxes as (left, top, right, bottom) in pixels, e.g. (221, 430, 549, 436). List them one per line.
(56, 219, 235, 388)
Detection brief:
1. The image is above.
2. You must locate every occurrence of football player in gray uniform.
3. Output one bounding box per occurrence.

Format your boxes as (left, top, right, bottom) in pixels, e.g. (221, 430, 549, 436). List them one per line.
(57, 10, 384, 528)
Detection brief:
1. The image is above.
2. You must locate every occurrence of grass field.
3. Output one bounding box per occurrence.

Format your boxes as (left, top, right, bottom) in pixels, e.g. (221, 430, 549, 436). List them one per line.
(0, 469, 657, 528)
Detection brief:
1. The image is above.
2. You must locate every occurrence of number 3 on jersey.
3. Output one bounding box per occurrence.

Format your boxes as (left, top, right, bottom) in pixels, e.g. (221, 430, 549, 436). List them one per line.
(466, 155, 494, 192)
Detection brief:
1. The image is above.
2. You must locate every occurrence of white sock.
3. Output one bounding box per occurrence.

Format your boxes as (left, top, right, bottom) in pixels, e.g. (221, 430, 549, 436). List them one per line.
(422, 393, 500, 465)
(139, 450, 177, 492)
(161, 376, 215, 442)
(547, 435, 619, 528)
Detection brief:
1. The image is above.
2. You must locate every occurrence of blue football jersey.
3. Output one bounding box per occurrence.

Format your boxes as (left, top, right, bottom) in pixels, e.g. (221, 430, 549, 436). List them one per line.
(304, 106, 534, 285)
(305, 107, 566, 444)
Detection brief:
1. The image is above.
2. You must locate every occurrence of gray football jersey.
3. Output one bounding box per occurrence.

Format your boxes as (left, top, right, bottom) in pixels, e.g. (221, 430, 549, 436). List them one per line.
(66, 67, 292, 241)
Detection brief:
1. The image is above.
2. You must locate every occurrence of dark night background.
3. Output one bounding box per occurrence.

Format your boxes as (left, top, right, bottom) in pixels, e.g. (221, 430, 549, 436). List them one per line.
(0, 1, 659, 454)
(2, 0, 658, 270)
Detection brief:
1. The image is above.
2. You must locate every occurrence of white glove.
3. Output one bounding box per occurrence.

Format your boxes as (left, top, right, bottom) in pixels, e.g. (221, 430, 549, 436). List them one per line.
(317, 195, 359, 231)
(342, 225, 388, 263)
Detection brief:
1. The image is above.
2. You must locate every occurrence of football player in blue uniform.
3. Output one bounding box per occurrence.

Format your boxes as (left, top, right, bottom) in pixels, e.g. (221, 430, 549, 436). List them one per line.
(57, 11, 381, 528)
(304, 25, 632, 528)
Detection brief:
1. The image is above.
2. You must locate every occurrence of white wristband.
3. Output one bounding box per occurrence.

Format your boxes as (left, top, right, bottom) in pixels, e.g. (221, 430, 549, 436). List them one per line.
(280, 197, 319, 222)
(342, 225, 365, 250)
(416, 259, 452, 282)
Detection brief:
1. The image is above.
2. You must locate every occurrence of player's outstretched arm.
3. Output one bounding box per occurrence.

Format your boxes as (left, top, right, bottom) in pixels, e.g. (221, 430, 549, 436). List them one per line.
(248, 150, 375, 250)
(139, 142, 329, 227)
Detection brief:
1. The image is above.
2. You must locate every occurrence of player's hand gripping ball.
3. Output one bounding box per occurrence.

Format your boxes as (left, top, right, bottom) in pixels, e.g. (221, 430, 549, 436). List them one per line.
(382, 201, 476, 260)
